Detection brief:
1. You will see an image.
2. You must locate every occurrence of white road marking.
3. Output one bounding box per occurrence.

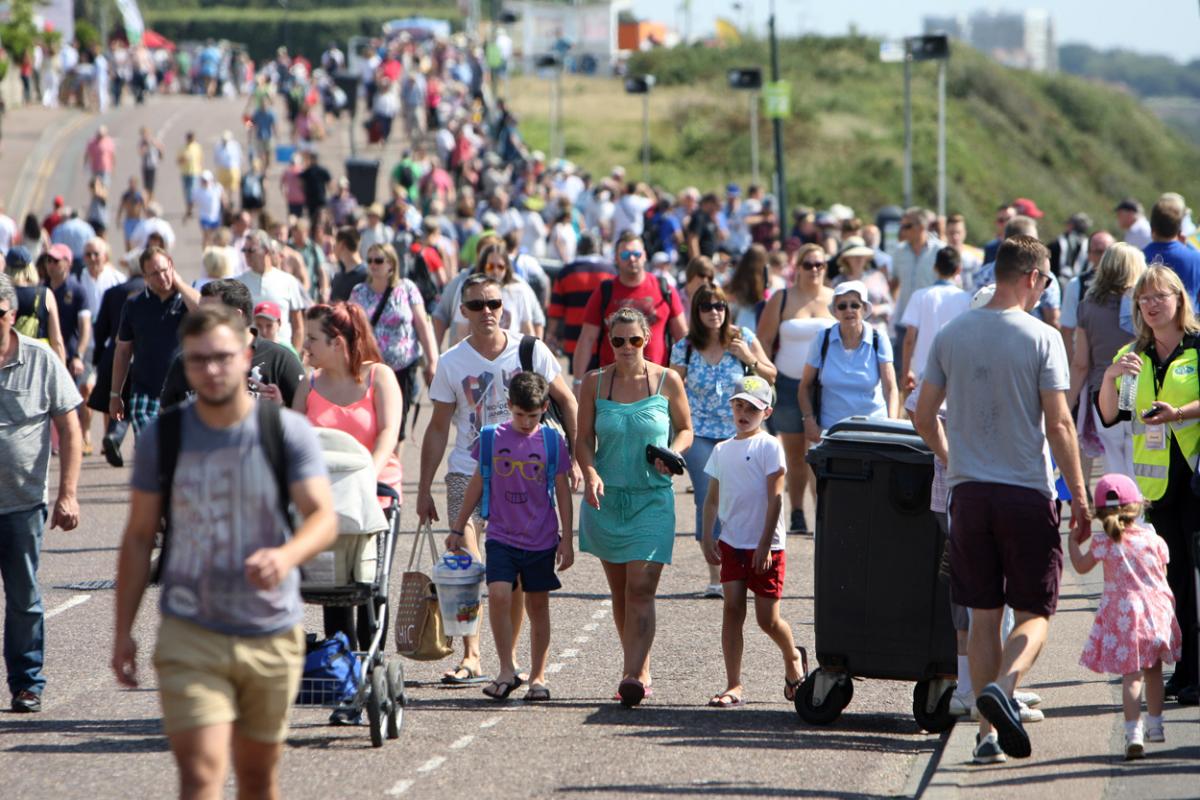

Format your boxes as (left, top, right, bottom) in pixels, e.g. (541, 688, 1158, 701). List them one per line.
(591, 609, 607, 619)
(574, 636, 590, 643)
(417, 756, 446, 773)
(546, 663, 564, 674)
(559, 649, 579, 659)
(449, 734, 475, 750)
(386, 780, 414, 796)
(600, 599, 612, 607)
(45, 594, 90, 619)
(479, 716, 503, 729)
(583, 622, 598, 631)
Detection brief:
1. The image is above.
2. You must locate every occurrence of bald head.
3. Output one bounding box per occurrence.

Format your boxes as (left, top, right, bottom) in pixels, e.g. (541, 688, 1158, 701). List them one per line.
(1087, 231, 1115, 267)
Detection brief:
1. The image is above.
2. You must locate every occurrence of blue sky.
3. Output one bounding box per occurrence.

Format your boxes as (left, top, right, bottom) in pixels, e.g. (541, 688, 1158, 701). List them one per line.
(662, 1, 1200, 62)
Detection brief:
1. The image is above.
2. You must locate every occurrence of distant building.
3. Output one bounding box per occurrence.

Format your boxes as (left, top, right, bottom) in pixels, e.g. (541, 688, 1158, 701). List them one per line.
(924, 9, 1057, 73)
(507, 0, 631, 73)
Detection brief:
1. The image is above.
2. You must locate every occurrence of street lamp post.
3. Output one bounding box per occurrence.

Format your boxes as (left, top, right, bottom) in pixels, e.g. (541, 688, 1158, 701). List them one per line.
(768, 7, 786, 219)
(624, 74, 655, 182)
(728, 67, 764, 186)
(887, 35, 950, 212)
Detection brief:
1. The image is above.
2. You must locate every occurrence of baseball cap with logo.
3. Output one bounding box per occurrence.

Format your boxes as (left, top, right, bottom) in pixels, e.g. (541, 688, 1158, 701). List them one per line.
(253, 301, 283, 321)
(1093, 473, 1142, 508)
(730, 374, 775, 410)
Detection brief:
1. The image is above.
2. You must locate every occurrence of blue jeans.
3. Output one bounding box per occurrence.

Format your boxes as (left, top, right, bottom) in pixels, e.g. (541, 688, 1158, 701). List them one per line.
(683, 435, 723, 542)
(0, 505, 47, 696)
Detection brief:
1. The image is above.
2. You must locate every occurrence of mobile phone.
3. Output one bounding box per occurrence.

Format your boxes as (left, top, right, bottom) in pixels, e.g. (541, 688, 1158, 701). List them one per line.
(1141, 406, 1160, 419)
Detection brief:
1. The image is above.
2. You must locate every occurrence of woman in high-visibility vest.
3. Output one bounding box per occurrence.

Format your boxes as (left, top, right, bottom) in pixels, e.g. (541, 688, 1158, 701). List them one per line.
(1098, 264, 1200, 706)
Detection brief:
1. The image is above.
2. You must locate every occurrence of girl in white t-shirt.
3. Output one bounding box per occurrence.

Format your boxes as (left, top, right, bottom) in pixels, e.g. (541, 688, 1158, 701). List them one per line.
(450, 243, 543, 341)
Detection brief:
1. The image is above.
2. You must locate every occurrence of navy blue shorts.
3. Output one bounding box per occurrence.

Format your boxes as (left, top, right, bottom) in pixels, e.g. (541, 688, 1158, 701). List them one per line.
(485, 539, 562, 592)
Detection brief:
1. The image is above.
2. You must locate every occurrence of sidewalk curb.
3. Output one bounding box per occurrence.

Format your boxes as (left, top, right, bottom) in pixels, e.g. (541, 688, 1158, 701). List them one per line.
(901, 729, 952, 798)
(917, 720, 973, 798)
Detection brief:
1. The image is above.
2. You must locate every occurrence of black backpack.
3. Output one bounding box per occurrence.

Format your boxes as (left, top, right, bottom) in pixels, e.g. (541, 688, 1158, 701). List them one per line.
(598, 275, 674, 353)
(240, 172, 265, 211)
(518, 334, 571, 453)
(402, 241, 440, 315)
(153, 401, 290, 583)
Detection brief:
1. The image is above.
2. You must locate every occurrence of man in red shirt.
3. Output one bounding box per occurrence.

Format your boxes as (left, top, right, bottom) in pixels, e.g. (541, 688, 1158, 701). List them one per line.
(572, 231, 686, 381)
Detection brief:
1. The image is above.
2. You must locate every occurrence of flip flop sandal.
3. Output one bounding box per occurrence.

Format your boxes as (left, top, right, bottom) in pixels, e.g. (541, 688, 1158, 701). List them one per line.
(525, 684, 551, 702)
(482, 676, 524, 700)
(784, 677, 803, 702)
(708, 691, 745, 708)
(442, 663, 491, 686)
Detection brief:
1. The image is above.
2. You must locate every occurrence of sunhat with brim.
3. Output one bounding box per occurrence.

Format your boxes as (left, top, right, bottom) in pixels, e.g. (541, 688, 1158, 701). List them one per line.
(838, 236, 875, 260)
(829, 280, 872, 317)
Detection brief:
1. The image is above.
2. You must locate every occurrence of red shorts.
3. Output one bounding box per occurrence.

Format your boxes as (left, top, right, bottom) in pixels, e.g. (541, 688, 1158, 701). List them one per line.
(718, 541, 787, 599)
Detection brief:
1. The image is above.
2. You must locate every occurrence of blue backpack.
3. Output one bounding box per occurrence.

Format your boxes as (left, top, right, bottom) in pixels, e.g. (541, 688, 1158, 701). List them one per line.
(478, 423, 559, 520)
(297, 632, 360, 705)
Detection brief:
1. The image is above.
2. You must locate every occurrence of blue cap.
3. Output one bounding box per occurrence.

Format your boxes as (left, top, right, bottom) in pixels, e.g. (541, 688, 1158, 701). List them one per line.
(726, 183, 740, 196)
(5, 246, 31, 269)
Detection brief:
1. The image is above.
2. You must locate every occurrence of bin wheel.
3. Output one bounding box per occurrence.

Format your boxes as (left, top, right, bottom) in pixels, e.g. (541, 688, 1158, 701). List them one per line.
(386, 659, 405, 739)
(794, 669, 853, 725)
(367, 667, 386, 747)
(912, 680, 955, 733)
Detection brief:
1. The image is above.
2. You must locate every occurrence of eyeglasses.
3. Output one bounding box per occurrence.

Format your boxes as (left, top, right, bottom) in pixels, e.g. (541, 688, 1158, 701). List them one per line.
(84, 251, 101, 258)
(1026, 269, 1051, 287)
(242, 247, 259, 254)
(441, 553, 474, 569)
(801, 260, 825, 270)
(463, 298, 503, 312)
(610, 335, 645, 349)
(900, 222, 915, 230)
(183, 351, 240, 370)
(1138, 292, 1176, 307)
(698, 301, 727, 313)
(367, 257, 389, 264)
(836, 302, 863, 311)
(494, 456, 545, 481)
(619, 250, 644, 261)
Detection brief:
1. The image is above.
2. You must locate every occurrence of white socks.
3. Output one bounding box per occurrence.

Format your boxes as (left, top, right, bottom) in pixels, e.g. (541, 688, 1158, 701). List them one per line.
(1146, 713, 1163, 728)
(1124, 719, 1142, 734)
(956, 656, 972, 697)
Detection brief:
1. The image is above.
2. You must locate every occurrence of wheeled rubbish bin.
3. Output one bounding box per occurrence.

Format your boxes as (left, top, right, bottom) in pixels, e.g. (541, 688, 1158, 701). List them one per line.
(798, 418, 957, 732)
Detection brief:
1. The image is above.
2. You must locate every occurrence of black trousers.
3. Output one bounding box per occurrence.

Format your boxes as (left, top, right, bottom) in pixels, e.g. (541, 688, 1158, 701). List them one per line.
(1147, 487, 1199, 686)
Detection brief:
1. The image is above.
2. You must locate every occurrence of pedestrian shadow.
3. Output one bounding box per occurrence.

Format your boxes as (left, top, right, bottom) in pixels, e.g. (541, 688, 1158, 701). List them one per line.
(44, 546, 119, 555)
(0, 716, 168, 754)
(556, 781, 879, 798)
(960, 747, 1200, 788)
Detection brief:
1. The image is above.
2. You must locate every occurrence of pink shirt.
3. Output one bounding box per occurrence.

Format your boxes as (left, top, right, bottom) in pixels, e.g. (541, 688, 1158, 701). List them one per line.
(304, 365, 402, 499)
(87, 136, 115, 174)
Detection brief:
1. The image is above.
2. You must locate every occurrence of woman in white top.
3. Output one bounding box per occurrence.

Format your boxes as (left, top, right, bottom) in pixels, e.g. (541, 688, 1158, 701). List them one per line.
(445, 242, 543, 343)
(756, 242, 834, 534)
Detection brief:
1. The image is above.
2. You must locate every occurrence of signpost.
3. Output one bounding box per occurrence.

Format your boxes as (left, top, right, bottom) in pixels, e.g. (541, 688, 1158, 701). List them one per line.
(624, 75, 656, 181)
(728, 68, 763, 186)
(885, 35, 950, 212)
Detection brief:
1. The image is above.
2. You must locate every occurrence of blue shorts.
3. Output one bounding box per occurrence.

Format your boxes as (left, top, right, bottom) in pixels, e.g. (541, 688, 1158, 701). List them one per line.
(484, 539, 561, 593)
(200, 217, 221, 231)
(772, 374, 805, 434)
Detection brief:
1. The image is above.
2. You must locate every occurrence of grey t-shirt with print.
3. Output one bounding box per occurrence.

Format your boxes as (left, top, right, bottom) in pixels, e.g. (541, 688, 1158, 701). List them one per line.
(131, 402, 327, 636)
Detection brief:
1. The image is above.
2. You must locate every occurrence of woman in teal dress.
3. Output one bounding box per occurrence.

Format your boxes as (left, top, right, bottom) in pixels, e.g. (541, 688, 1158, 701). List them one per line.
(577, 307, 693, 706)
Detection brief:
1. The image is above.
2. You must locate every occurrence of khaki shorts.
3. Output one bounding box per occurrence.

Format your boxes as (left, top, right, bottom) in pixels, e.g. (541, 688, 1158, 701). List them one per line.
(153, 615, 304, 743)
(445, 471, 483, 530)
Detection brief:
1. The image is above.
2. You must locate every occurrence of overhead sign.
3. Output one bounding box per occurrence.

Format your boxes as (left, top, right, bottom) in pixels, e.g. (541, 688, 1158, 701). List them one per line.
(762, 81, 790, 119)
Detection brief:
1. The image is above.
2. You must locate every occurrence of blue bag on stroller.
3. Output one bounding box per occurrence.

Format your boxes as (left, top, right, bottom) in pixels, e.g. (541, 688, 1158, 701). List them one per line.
(297, 632, 360, 705)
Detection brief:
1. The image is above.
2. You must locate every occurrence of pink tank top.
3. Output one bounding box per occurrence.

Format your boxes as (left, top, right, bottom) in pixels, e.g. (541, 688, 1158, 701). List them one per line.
(305, 365, 403, 496)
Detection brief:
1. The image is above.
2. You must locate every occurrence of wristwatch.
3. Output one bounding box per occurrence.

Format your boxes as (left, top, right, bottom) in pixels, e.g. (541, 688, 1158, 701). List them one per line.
(109, 391, 122, 398)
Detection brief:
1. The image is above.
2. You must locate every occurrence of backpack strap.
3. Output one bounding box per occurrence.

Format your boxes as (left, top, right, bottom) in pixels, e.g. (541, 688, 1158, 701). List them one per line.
(257, 400, 292, 533)
(817, 326, 833, 370)
(369, 285, 392, 329)
(542, 425, 558, 509)
(479, 424, 496, 520)
(599, 279, 614, 326)
(657, 275, 671, 306)
(519, 333, 536, 373)
(153, 406, 184, 583)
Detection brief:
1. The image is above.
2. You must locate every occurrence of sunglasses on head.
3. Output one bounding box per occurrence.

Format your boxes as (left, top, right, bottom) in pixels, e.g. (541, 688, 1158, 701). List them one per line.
(836, 302, 863, 311)
(698, 301, 727, 312)
(463, 298, 503, 312)
(610, 335, 645, 349)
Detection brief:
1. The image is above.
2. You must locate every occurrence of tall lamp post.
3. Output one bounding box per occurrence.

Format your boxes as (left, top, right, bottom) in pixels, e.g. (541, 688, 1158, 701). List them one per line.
(767, 3, 787, 220)
(535, 54, 564, 162)
(728, 67, 763, 186)
(885, 35, 950, 211)
(624, 74, 655, 182)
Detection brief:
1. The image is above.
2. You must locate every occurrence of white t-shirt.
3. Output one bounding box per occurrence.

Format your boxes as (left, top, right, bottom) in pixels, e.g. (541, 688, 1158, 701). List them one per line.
(450, 280, 544, 341)
(80, 265, 127, 318)
(900, 281, 971, 378)
(236, 268, 307, 344)
(704, 431, 788, 550)
(0, 214, 16, 255)
(192, 184, 224, 222)
(429, 333, 562, 475)
(611, 194, 652, 242)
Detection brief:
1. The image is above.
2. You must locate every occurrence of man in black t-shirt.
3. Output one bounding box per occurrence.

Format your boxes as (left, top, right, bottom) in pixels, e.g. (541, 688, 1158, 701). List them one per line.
(299, 151, 332, 225)
(686, 192, 725, 259)
(159, 280, 304, 408)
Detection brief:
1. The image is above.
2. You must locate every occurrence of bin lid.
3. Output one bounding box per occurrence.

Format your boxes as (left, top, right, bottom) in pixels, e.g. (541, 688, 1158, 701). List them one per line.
(807, 417, 933, 466)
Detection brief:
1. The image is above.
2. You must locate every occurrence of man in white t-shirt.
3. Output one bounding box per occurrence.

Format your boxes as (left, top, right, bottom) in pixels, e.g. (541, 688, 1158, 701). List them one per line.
(235, 230, 306, 352)
(0, 207, 16, 256)
(900, 247, 971, 391)
(417, 274, 579, 685)
(611, 182, 653, 244)
(191, 171, 226, 246)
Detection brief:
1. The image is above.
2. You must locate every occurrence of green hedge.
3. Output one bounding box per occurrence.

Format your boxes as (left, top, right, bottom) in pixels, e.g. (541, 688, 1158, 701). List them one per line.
(145, 6, 461, 63)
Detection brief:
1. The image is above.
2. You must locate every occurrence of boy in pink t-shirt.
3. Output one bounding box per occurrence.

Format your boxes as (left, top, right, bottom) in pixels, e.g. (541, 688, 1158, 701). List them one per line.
(448, 372, 573, 702)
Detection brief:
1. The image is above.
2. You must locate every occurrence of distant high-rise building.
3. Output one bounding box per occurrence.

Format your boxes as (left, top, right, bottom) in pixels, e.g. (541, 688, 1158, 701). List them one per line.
(923, 9, 1057, 73)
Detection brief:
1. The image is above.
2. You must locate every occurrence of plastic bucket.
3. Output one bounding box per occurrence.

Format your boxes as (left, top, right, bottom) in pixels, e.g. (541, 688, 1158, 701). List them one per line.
(432, 555, 486, 637)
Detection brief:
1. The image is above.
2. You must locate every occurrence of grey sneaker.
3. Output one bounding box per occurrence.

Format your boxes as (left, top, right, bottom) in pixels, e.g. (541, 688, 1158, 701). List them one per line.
(976, 682, 1031, 758)
(973, 732, 1007, 764)
(702, 583, 724, 599)
(1013, 689, 1042, 707)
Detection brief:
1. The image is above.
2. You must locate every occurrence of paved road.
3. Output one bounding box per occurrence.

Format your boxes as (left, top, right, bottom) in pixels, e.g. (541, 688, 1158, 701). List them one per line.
(1, 95, 1195, 800)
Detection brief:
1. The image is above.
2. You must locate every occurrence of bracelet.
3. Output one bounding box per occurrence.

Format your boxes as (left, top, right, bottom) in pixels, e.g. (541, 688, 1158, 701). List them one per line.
(1177, 407, 1185, 423)
(109, 391, 121, 398)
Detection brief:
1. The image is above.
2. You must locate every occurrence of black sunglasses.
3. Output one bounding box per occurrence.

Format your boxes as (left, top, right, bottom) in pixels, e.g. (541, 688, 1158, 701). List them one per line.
(698, 301, 727, 312)
(368, 257, 389, 264)
(836, 302, 863, 311)
(463, 299, 503, 312)
(801, 260, 825, 270)
(610, 335, 645, 349)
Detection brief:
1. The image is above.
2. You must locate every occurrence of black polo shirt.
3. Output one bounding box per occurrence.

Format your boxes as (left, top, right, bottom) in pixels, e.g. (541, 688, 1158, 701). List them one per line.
(117, 288, 188, 396)
(331, 261, 367, 303)
(159, 332, 305, 408)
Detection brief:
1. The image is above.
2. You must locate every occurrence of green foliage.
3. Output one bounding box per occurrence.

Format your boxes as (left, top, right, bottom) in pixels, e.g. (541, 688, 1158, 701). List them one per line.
(144, 6, 460, 62)
(75, 20, 100, 53)
(1, 0, 40, 61)
(1059, 44, 1200, 99)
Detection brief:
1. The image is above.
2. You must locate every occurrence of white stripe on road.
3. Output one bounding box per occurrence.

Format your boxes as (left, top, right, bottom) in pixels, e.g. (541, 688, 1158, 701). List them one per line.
(386, 780, 414, 796)
(479, 716, 503, 729)
(45, 594, 90, 619)
(449, 734, 475, 750)
(559, 649, 579, 659)
(417, 756, 446, 773)
(546, 663, 564, 674)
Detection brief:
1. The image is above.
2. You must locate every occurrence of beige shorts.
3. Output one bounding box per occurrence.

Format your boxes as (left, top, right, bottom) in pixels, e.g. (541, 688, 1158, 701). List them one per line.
(153, 615, 304, 743)
(445, 471, 483, 530)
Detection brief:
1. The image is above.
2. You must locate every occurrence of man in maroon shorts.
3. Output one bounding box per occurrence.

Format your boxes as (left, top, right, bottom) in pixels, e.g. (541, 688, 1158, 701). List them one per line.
(915, 236, 1090, 763)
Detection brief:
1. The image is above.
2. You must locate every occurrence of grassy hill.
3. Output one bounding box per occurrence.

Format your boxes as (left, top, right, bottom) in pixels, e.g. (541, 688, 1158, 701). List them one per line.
(505, 36, 1200, 244)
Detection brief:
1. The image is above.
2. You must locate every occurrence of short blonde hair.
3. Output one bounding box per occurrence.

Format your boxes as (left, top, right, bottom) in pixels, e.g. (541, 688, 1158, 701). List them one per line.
(201, 247, 233, 279)
(1131, 263, 1200, 352)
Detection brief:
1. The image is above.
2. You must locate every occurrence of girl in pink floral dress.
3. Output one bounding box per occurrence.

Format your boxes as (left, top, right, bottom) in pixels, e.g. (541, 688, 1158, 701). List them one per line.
(1069, 473, 1181, 760)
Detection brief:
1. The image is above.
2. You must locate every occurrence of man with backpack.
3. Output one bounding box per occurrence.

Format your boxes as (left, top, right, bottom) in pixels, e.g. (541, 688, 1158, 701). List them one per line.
(572, 231, 687, 382)
(112, 305, 335, 798)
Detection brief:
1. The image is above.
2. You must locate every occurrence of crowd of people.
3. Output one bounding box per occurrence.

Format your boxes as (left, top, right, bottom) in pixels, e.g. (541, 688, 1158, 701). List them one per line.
(0, 27, 1197, 797)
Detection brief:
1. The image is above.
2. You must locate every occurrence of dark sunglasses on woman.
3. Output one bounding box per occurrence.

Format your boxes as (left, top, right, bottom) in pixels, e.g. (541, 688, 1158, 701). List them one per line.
(463, 299, 503, 312)
(801, 260, 825, 270)
(698, 301, 727, 312)
(611, 335, 645, 349)
(836, 302, 862, 311)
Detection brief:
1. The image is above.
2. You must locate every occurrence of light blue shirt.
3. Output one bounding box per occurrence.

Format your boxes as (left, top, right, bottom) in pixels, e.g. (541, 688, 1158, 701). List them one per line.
(806, 324, 894, 429)
(974, 260, 1061, 320)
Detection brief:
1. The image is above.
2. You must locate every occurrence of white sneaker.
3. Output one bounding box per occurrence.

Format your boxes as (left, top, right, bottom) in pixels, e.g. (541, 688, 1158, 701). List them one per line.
(1013, 689, 1042, 708)
(1144, 722, 1165, 743)
(949, 692, 973, 717)
(971, 699, 1043, 723)
(1125, 726, 1145, 760)
(702, 583, 724, 598)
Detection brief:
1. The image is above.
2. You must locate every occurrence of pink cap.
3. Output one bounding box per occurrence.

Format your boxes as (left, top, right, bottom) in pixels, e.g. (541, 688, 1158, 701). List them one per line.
(253, 301, 283, 321)
(1094, 473, 1142, 508)
(47, 243, 73, 262)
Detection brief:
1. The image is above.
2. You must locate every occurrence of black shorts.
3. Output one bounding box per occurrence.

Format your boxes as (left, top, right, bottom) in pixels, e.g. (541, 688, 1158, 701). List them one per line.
(948, 481, 1063, 617)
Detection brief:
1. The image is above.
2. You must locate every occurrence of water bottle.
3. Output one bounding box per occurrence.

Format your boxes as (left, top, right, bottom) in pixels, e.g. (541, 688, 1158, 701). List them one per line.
(1118, 374, 1137, 412)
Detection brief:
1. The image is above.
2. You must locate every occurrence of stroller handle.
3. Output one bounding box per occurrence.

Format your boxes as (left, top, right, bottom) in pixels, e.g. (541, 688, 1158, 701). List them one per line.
(376, 483, 401, 503)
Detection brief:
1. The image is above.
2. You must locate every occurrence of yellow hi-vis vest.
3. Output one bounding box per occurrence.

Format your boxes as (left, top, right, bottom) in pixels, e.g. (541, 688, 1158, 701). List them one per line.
(1113, 343, 1200, 500)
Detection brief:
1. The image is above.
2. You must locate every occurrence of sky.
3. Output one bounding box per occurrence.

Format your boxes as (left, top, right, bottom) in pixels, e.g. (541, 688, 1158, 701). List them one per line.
(662, 1, 1200, 62)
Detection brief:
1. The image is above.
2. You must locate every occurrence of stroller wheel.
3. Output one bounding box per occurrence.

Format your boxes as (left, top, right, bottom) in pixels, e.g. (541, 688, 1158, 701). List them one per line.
(386, 659, 404, 739)
(367, 667, 386, 747)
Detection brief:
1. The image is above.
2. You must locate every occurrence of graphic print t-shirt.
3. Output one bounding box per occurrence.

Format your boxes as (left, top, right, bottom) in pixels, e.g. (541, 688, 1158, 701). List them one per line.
(428, 333, 562, 476)
(471, 422, 570, 550)
(131, 403, 327, 636)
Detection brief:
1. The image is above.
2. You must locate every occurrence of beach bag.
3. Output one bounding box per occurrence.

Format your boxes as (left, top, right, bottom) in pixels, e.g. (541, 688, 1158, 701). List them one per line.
(297, 632, 359, 704)
(394, 523, 454, 660)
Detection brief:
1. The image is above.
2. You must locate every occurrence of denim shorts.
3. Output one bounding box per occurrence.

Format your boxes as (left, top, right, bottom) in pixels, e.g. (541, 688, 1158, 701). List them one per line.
(772, 374, 805, 434)
(484, 539, 561, 592)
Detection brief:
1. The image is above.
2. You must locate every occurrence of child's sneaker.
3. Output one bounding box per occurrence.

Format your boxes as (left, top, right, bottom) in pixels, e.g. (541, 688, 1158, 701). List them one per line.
(1144, 719, 1165, 743)
(1013, 689, 1042, 707)
(972, 732, 1007, 764)
(1124, 726, 1145, 760)
(970, 699, 1043, 723)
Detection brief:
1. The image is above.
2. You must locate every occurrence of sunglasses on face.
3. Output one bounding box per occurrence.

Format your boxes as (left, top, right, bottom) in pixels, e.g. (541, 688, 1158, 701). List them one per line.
(836, 302, 863, 311)
(368, 257, 389, 264)
(698, 301, 727, 313)
(610, 335, 645, 349)
(463, 298, 503, 312)
(801, 260, 825, 270)
(619, 250, 644, 261)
